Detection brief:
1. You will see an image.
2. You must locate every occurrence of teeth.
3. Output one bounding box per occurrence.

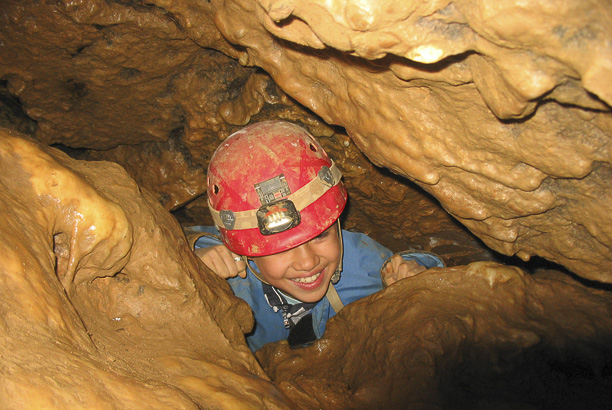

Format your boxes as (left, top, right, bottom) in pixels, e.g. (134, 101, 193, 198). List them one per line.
(292, 271, 321, 284)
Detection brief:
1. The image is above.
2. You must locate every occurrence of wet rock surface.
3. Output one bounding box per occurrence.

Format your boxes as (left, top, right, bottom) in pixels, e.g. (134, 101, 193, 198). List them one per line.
(258, 263, 612, 409)
(1, 0, 610, 280)
(0, 130, 287, 408)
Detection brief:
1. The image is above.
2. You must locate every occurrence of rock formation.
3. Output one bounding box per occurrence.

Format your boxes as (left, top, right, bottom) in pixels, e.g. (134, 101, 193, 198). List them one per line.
(0, 130, 288, 407)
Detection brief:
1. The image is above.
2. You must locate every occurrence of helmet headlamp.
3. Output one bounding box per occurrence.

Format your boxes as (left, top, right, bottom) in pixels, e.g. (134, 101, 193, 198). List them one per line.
(256, 199, 301, 235)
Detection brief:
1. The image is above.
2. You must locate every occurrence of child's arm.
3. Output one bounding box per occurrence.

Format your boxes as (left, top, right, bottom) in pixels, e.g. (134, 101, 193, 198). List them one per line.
(195, 245, 247, 279)
(381, 254, 427, 286)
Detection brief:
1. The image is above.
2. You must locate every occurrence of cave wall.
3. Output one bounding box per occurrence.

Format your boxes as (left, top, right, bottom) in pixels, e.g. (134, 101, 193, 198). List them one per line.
(257, 262, 612, 408)
(1, 0, 610, 282)
(0, 129, 290, 408)
(3, 127, 612, 408)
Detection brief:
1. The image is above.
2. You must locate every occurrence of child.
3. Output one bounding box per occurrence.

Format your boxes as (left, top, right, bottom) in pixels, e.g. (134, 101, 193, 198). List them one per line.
(192, 121, 443, 351)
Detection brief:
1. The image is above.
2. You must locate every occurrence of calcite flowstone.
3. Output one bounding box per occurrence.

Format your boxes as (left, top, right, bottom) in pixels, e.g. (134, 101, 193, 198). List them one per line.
(212, 0, 612, 281)
(258, 262, 612, 409)
(0, 128, 289, 408)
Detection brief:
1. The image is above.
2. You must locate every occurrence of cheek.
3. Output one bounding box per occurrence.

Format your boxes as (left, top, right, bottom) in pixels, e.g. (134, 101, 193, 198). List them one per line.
(312, 241, 341, 267)
(255, 256, 289, 281)
(325, 247, 340, 264)
(333, 240, 342, 259)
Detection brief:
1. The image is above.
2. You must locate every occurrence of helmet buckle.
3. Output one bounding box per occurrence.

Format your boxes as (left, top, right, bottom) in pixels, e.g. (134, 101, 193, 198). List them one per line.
(318, 166, 334, 187)
(219, 210, 236, 230)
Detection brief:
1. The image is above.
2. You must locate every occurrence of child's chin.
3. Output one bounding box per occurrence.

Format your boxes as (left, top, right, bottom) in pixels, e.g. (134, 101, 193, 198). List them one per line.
(290, 285, 329, 304)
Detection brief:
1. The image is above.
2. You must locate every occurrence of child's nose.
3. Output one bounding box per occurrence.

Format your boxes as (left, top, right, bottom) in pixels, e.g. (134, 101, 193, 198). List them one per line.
(292, 242, 319, 271)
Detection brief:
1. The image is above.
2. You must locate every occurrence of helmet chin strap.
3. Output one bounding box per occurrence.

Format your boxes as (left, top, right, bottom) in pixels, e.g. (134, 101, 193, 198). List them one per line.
(325, 220, 345, 313)
(330, 219, 343, 285)
(242, 219, 345, 287)
(242, 254, 267, 284)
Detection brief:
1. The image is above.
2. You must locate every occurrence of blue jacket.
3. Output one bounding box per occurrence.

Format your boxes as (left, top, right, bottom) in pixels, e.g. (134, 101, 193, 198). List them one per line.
(193, 227, 392, 351)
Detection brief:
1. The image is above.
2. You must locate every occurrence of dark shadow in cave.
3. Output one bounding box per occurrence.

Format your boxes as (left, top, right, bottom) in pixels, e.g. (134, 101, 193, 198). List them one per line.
(439, 339, 612, 410)
(0, 79, 37, 135)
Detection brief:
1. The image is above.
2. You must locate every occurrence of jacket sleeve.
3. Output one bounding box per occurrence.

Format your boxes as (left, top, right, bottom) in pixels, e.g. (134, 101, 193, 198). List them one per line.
(192, 226, 224, 249)
(313, 230, 393, 337)
(334, 230, 392, 305)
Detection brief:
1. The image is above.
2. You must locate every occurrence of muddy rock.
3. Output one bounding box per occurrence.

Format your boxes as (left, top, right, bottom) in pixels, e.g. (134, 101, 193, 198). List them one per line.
(0, 129, 289, 408)
(258, 262, 612, 409)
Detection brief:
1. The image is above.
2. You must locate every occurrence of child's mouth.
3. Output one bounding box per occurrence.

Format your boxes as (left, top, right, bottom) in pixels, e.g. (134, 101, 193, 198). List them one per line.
(291, 271, 322, 284)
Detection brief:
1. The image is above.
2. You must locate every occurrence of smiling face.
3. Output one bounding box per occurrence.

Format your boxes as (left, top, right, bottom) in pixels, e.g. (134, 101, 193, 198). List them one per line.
(253, 224, 341, 303)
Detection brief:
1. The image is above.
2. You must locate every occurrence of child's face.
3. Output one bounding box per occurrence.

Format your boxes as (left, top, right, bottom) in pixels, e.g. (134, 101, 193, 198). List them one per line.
(253, 224, 341, 303)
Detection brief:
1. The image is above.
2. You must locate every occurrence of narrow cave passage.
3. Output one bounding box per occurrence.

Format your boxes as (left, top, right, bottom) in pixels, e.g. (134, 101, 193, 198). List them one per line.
(0, 0, 611, 408)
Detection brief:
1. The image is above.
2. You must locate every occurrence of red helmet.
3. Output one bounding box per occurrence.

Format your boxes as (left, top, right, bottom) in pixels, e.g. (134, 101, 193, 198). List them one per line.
(207, 121, 347, 256)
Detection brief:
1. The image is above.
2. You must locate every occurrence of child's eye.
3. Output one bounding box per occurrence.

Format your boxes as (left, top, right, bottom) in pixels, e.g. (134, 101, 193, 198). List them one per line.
(314, 230, 330, 240)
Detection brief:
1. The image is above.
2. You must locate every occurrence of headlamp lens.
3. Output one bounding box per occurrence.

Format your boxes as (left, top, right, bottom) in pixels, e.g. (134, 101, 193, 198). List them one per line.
(257, 199, 301, 235)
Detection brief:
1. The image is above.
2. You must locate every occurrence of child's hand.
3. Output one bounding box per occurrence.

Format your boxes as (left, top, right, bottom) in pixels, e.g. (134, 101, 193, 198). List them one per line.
(195, 245, 247, 279)
(382, 254, 427, 286)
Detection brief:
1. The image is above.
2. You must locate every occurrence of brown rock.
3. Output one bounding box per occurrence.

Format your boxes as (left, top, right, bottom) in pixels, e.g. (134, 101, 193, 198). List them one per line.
(0, 129, 289, 408)
(258, 262, 612, 408)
